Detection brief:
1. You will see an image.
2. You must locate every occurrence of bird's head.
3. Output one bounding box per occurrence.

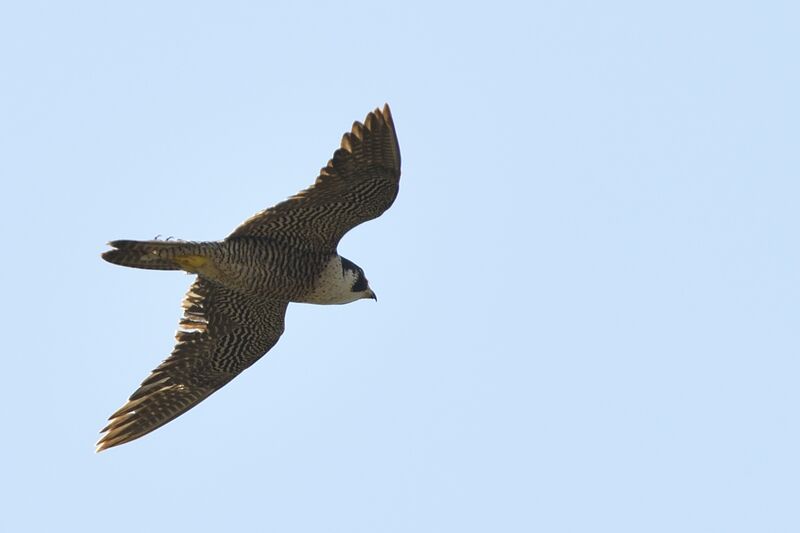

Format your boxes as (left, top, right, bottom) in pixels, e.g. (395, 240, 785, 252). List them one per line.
(341, 257, 377, 302)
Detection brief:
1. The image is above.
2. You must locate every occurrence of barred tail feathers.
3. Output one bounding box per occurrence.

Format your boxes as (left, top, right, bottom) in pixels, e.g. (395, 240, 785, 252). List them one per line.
(102, 240, 202, 271)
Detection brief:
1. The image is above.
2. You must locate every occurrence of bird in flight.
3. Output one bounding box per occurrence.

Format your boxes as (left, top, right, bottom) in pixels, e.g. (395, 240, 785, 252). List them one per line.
(97, 105, 401, 451)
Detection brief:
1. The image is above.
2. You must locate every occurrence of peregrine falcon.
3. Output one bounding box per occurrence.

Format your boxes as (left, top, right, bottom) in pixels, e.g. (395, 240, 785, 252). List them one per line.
(97, 105, 400, 451)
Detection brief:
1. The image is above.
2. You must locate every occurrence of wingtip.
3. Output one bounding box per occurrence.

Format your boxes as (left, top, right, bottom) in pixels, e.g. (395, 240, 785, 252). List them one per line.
(373, 103, 393, 126)
(358, 104, 393, 130)
(95, 432, 115, 453)
(95, 423, 136, 453)
(95, 428, 119, 453)
(95, 438, 121, 453)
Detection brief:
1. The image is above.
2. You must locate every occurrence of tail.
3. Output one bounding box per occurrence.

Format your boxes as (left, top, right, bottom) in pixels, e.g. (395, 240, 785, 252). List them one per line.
(102, 240, 201, 271)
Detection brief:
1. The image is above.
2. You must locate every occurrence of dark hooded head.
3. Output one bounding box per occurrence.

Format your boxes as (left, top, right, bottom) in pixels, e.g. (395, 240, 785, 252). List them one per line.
(341, 257, 377, 301)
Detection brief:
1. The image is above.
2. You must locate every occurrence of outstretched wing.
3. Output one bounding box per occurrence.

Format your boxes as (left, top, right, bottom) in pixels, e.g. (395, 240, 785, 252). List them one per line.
(228, 104, 401, 251)
(97, 278, 289, 451)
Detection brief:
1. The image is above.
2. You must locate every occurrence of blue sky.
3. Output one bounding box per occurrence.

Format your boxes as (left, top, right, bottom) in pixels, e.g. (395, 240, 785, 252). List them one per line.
(1, 1, 798, 531)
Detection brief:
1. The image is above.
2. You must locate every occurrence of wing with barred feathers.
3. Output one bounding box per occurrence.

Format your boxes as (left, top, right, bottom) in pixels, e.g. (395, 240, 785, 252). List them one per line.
(97, 278, 288, 451)
(228, 104, 401, 251)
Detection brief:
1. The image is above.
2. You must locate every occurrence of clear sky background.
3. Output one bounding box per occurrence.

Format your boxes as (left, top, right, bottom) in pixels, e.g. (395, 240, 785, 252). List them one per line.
(1, 1, 797, 531)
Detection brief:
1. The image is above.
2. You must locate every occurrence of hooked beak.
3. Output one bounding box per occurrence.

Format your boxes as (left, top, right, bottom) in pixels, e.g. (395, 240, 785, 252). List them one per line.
(368, 290, 377, 301)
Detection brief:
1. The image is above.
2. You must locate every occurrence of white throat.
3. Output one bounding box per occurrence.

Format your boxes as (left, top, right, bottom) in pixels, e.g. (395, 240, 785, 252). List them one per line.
(298, 256, 362, 305)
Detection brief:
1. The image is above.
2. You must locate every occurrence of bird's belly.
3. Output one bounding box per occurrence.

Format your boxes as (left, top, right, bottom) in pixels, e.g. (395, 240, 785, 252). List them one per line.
(214, 241, 333, 300)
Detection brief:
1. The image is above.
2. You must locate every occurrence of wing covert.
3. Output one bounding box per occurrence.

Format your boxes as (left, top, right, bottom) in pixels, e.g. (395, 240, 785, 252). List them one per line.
(97, 278, 288, 451)
(228, 104, 401, 250)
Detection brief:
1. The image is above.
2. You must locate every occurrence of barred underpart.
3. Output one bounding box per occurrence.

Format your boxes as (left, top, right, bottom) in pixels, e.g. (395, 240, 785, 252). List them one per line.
(97, 104, 401, 451)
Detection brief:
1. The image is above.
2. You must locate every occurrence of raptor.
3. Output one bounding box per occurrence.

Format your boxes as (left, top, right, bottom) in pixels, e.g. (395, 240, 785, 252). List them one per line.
(97, 105, 400, 451)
